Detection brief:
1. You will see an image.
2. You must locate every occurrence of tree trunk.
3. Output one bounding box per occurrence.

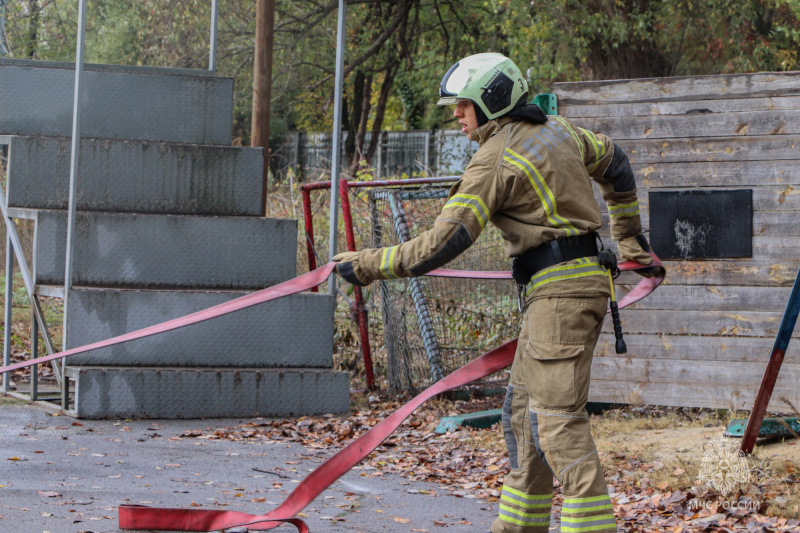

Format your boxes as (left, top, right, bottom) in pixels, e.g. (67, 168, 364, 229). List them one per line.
(26, 0, 40, 59)
(345, 70, 366, 173)
(365, 61, 399, 167)
(252, 0, 275, 213)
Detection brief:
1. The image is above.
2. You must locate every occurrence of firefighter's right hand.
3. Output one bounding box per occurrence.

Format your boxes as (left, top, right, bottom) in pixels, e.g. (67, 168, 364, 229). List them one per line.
(333, 251, 369, 286)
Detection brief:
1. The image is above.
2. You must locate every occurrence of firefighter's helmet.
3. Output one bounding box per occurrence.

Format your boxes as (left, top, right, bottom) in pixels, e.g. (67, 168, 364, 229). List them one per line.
(437, 53, 528, 121)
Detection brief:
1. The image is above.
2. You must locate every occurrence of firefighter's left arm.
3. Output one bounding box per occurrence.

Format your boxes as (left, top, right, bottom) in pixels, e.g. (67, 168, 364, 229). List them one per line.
(335, 155, 507, 286)
(569, 124, 652, 265)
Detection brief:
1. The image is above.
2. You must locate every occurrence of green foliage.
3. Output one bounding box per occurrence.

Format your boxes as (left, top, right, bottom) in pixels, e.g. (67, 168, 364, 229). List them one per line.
(3, 0, 799, 158)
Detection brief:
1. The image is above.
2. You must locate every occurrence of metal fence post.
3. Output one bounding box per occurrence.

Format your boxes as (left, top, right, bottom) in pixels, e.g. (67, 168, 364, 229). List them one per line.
(62, 0, 88, 410)
(328, 0, 346, 295)
(3, 234, 12, 393)
(209, 0, 219, 72)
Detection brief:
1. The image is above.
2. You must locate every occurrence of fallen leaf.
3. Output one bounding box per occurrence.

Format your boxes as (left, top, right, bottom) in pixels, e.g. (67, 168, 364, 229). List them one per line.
(394, 517, 411, 523)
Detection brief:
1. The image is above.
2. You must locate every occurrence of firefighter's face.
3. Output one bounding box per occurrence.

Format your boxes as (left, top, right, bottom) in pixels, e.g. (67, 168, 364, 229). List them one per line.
(454, 100, 478, 137)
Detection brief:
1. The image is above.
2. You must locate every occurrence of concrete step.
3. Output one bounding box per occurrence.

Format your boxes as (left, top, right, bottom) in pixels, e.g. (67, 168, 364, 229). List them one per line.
(6, 136, 263, 216)
(65, 366, 350, 419)
(33, 211, 297, 289)
(0, 58, 232, 144)
(65, 288, 334, 368)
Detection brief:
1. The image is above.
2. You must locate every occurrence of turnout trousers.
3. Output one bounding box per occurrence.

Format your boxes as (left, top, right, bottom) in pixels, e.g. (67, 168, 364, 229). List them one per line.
(491, 288, 616, 533)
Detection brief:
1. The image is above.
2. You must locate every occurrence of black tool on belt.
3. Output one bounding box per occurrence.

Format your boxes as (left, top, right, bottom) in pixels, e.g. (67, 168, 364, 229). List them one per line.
(597, 242, 627, 354)
(512, 232, 627, 354)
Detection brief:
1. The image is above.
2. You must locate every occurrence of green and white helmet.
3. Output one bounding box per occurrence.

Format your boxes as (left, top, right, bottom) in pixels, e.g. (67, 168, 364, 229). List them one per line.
(437, 53, 528, 121)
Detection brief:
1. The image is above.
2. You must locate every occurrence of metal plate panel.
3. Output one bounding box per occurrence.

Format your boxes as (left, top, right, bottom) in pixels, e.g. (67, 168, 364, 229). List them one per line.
(7, 136, 263, 215)
(649, 189, 753, 259)
(71, 367, 350, 419)
(34, 211, 297, 289)
(0, 58, 232, 144)
(66, 289, 334, 368)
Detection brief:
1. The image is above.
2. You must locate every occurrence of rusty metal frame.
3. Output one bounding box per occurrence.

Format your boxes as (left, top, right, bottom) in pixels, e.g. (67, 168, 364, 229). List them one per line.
(300, 176, 459, 390)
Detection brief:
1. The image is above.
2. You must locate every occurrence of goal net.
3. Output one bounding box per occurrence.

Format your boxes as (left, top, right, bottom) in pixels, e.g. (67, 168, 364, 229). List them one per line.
(352, 183, 519, 394)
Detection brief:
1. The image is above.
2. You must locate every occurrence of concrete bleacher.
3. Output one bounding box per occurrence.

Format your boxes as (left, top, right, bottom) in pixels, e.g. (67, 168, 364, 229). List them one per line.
(1, 57, 348, 418)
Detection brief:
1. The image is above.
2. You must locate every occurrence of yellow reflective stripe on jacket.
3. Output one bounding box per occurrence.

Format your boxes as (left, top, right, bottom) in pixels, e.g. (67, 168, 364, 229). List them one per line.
(498, 503, 550, 527)
(379, 245, 400, 279)
(503, 148, 578, 236)
(579, 128, 605, 173)
(550, 116, 584, 160)
(443, 193, 490, 228)
(501, 486, 552, 509)
(608, 200, 640, 218)
(526, 261, 606, 296)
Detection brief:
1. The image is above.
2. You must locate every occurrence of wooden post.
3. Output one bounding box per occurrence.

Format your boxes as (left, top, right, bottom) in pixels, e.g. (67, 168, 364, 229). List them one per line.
(252, 0, 275, 215)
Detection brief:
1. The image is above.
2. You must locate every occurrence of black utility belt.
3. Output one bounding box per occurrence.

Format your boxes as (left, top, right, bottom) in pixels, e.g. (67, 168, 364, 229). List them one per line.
(511, 232, 600, 286)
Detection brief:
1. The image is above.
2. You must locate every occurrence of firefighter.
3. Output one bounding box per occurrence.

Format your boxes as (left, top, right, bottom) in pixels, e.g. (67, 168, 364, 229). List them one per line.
(334, 52, 654, 533)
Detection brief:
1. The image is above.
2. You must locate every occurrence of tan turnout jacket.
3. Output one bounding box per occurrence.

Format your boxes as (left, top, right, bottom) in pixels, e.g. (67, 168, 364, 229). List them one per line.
(343, 112, 643, 298)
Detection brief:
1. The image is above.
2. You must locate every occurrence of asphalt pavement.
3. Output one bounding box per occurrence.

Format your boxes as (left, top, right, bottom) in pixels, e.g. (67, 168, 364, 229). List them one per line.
(0, 396, 498, 533)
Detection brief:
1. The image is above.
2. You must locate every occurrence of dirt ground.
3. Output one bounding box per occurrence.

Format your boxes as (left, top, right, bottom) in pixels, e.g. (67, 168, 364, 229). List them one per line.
(595, 417, 800, 465)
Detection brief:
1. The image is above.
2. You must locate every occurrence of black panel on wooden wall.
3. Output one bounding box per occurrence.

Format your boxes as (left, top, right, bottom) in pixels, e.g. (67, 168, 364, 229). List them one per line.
(649, 190, 753, 260)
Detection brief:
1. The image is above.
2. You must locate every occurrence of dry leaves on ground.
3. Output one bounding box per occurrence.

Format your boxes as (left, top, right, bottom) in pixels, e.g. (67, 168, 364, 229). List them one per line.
(176, 396, 800, 532)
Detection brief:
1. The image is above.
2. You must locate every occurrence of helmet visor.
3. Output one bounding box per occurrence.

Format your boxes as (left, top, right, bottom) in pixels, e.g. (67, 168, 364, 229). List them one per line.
(436, 96, 461, 106)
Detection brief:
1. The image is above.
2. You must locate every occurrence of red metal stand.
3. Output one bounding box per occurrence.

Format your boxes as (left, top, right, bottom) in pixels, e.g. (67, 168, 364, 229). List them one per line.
(338, 180, 375, 390)
(301, 187, 317, 292)
(299, 176, 460, 391)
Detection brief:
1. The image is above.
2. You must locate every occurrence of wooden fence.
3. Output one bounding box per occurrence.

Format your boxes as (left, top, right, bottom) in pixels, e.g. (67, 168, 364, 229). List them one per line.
(555, 72, 800, 412)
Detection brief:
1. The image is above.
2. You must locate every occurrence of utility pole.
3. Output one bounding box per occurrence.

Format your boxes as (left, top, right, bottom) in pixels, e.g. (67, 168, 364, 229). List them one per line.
(252, 0, 275, 215)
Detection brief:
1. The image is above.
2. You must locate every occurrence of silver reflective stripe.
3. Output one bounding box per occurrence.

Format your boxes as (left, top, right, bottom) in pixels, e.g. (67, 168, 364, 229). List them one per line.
(562, 495, 613, 512)
(608, 201, 639, 218)
(501, 487, 551, 509)
(526, 262, 606, 295)
(561, 515, 617, 532)
(444, 193, 489, 228)
(503, 149, 577, 236)
(380, 245, 400, 279)
(499, 507, 550, 526)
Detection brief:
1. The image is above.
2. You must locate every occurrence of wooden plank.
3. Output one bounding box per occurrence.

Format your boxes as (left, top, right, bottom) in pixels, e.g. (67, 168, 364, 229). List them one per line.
(615, 284, 794, 312)
(632, 260, 800, 287)
(591, 357, 800, 386)
(632, 160, 800, 188)
(553, 71, 800, 105)
(613, 136, 800, 164)
(570, 110, 800, 141)
(593, 333, 799, 364)
(598, 211, 800, 237)
(561, 95, 800, 119)
(595, 186, 800, 213)
(595, 232, 800, 262)
(589, 377, 799, 412)
(599, 309, 797, 338)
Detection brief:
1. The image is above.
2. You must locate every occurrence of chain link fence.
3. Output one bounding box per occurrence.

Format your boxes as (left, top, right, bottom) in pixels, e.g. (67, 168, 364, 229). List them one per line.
(346, 183, 518, 394)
